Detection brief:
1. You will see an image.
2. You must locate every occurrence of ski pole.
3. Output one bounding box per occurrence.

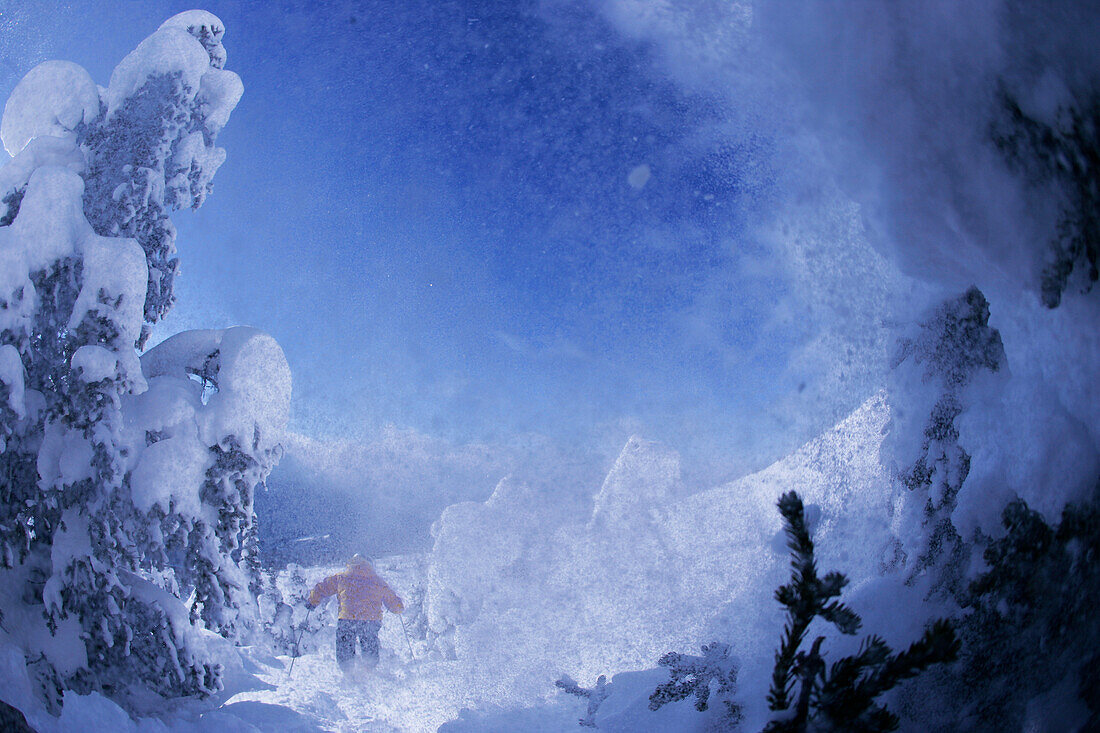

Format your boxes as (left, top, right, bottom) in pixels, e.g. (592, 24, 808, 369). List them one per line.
(398, 613, 415, 660)
(287, 606, 312, 679)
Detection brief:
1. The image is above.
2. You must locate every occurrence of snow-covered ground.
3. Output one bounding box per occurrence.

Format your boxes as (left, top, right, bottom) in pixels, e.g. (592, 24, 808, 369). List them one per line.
(204, 394, 895, 732)
(230, 563, 582, 732)
(22, 552, 589, 732)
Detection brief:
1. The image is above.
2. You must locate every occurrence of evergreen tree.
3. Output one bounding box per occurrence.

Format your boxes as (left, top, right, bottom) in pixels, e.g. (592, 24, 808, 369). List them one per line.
(904, 483, 1100, 731)
(0, 11, 289, 712)
(765, 491, 959, 733)
(889, 286, 1005, 597)
(993, 86, 1100, 308)
(81, 11, 235, 344)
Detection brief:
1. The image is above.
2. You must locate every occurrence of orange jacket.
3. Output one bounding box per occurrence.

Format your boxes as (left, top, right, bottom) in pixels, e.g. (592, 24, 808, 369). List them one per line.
(308, 563, 404, 621)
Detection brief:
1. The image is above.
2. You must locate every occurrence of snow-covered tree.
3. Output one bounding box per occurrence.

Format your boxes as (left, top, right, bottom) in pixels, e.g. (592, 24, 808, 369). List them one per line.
(556, 673, 611, 728)
(0, 11, 289, 713)
(649, 642, 742, 725)
(134, 327, 290, 644)
(886, 286, 1006, 597)
(902, 484, 1100, 731)
(993, 87, 1100, 309)
(81, 11, 240, 344)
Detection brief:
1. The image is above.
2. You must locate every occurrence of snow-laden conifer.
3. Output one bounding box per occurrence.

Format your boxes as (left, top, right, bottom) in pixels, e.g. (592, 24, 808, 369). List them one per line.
(81, 10, 242, 344)
(887, 286, 1006, 596)
(906, 484, 1100, 730)
(993, 87, 1100, 308)
(0, 11, 288, 713)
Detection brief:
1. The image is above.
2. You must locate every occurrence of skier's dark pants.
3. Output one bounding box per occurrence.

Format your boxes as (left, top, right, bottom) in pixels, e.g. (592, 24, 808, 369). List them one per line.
(336, 619, 381, 670)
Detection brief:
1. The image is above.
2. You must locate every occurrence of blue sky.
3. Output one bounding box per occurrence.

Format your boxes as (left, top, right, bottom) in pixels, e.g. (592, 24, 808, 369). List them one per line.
(1, 1, 878, 481)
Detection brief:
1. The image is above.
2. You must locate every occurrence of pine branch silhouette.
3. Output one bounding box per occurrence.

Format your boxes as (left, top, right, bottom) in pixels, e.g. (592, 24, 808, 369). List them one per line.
(765, 491, 959, 732)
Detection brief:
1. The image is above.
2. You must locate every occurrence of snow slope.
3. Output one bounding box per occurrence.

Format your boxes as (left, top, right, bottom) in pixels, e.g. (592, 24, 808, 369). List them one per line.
(208, 394, 894, 732)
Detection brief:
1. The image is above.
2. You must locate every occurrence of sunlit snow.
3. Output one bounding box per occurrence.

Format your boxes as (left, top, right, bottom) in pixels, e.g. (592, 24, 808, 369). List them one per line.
(1, 1, 1099, 731)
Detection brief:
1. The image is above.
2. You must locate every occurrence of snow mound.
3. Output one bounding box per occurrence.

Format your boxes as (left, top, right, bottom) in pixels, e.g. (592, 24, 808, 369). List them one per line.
(106, 27, 209, 116)
(213, 327, 292, 443)
(128, 435, 208, 516)
(427, 478, 542, 641)
(159, 10, 228, 69)
(0, 136, 85, 198)
(126, 327, 290, 516)
(197, 68, 243, 136)
(0, 344, 25, 419)
(0, 61, 99, 156)
(70, 346, 117, 384)
(4, 166, 86, 267)
(142, 327, 292, 449)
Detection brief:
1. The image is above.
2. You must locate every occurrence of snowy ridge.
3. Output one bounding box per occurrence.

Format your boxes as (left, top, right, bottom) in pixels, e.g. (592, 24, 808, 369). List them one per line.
(412, 394, 891, 730)
(665, 390, 892, 579)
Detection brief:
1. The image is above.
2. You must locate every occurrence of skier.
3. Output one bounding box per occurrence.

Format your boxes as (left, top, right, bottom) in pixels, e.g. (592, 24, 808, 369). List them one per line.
(307, 554, 405, 672)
